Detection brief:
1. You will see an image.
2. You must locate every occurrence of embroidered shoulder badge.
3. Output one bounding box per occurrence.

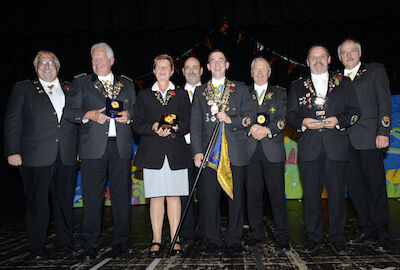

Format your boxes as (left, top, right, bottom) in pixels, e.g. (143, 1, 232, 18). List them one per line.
(382, 116, 391, 128)
(350, 115, 359, 125)
(277, 119, 286, 130)
(242, 117, 252, 127)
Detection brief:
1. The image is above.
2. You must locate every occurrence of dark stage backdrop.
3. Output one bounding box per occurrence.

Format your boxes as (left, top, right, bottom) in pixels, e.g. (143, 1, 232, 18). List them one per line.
(1, 0, 400, 206)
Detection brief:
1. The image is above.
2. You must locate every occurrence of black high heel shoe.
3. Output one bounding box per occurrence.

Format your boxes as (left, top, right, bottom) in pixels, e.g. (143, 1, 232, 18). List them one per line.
(170, 241, 183, 256)
(148, 242, 161, 258)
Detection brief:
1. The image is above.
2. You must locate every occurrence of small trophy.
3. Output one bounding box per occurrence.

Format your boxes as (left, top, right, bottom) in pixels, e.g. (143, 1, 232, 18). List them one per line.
(313, 96, 327, 125)
(106, 97, 123, 118)
(159, 113, 178, 132)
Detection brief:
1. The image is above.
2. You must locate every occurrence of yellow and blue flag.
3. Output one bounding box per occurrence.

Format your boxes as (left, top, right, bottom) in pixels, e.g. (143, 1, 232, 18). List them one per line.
(207, 123, 234, 199)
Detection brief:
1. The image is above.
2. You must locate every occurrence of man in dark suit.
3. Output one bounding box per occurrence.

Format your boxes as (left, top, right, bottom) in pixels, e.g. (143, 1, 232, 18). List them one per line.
(338, 38, 392, 252)
(287, 45, 360, 255)
(4, 51, 78, 259)
(180, 56, 204, 248)
(191, 50, 254, 255)
(245, 57, 290, 251)
(63, 42, 136, 259)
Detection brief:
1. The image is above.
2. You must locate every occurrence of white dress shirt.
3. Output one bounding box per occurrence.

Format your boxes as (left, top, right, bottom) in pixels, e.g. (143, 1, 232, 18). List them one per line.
(344, 62, 361, 81)
(254, 82, 269, 106)
(39, 78, 65, 123)
(311, 72, 329, 98)
(184, 81, 201, 144)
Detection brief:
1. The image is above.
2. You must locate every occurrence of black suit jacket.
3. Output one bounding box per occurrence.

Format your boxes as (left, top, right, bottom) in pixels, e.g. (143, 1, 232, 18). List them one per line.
(4, 79, 78, 167)
(247, 85, 287, 163)
(190, 80, 255, 167)
(132, 86, 191, 169)
(345, 63, 392, 150)
(286, 73, 361, 162)
(63, 73, 136, 160)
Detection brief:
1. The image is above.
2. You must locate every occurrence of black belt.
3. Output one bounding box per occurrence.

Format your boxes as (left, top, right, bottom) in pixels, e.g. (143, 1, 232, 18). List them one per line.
(108, 137, 117, 140)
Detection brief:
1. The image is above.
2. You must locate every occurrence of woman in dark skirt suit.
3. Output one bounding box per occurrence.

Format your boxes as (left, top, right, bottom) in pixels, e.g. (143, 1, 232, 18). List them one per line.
(133, 54, 191, 257)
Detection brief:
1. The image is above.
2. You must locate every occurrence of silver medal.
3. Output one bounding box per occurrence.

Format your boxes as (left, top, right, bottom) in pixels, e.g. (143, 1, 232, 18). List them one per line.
(211, 104, 219, 115)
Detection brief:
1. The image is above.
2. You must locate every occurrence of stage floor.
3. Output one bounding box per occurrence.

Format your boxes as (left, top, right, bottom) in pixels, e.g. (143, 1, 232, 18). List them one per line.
(1, 199, 400, 269)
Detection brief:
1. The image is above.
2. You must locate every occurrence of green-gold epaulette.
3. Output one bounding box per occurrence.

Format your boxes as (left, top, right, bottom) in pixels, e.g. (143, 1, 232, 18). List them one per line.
(16, 79, 30, 84)
(74, 73, 87, 79)
(120, 74, 133, 82)
(292, 76, 303, 82)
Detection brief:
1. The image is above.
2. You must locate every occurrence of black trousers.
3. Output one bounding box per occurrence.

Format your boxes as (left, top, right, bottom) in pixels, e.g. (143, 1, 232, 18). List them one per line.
(80, 139, 131, 249)
(245, 143, 289, 242)
(346, 145, 390, 240)
(199, 165, 244, 248)
(180, 166, 205, 242)
(20, 153, 76, 253)
(299, 149, 346, 243)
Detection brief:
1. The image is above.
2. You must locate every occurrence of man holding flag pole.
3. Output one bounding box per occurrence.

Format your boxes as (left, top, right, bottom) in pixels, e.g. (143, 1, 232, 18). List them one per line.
(190, 50, 255, 256)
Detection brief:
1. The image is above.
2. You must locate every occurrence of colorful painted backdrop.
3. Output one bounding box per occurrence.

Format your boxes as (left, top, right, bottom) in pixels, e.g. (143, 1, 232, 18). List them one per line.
(73, 95, 400, 207)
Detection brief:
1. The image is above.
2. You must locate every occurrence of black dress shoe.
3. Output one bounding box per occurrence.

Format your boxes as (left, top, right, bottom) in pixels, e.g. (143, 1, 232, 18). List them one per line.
(330, 241, 348, 255)
(348, 233, 376, 245)
(245, 238, 263, 247)
(226, 243, 246, 256)
(148, 242, 161, 258)
(200, 243, 221, 256)
(29, 249, 44, 260)
(374, 239, 391, 253)
(57, 245, 77, 257)
(277, 240, 290, 252)
(113, 242, 133, 255)
(301, 240, 321, 254)
(84, 248, 98, 260)
(170, 241, 183, 257)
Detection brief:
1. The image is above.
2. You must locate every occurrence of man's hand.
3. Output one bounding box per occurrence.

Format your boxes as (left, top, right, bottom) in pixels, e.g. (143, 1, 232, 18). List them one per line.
(8, 154, 22, 166)
(83, 107, 110, 124)
(250, 124, 269, 140)
(322, 116, 339, 129)
(376, 135, 389, 149)
(194, 153, 204, 168)
(115, 110, 130, 124)
(302, 118, 323, 130)
(216, 112, 231, 124)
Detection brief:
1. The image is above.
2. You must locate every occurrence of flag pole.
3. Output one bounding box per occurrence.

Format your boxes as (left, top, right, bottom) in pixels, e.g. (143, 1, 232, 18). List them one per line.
(167, 103, 228, 257)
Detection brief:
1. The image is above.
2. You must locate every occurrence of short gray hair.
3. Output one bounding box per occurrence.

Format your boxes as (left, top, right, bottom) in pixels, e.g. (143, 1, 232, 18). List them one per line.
(337, 38, 362, 57)
(250, 56, 271, 71)
(33, 50, 61, 71)
(91, 42, 114, 59)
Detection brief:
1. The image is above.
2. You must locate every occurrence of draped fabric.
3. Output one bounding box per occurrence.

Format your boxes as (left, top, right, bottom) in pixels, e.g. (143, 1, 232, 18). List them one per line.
(207, 123, 234, 199)
(1, 0, 398, 35)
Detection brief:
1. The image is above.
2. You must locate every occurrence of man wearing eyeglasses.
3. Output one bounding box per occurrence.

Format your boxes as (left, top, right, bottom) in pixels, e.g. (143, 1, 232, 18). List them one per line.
(4, 51, 79, 260)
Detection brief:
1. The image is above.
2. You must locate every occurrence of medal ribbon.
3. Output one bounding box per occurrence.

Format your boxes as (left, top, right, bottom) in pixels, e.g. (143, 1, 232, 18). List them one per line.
(255, 89, 266, 105)
(210, 82, 224, 100)
(188, 90, 194, 101)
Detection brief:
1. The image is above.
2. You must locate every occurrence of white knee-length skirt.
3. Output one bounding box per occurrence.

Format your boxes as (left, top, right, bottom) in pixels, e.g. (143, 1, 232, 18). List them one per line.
(143, 156, 189, 198)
